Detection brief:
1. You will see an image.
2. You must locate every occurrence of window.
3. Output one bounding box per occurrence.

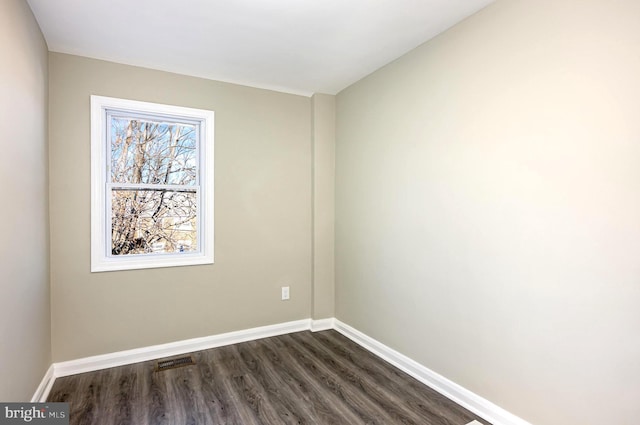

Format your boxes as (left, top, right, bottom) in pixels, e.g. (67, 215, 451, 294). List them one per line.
(91, 96, 214, 272)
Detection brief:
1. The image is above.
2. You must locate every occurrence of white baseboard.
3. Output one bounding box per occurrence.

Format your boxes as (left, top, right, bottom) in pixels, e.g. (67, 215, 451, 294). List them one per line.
(310, 317, 335, 332)
(333, 320, 532, 425)
(31, 364, 55, 402)
(34, 317, 530, 425)
(53, 319, 311, 378)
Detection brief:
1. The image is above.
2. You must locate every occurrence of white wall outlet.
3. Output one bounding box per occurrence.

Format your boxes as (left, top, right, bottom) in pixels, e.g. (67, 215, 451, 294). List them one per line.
(281, 286, 290, 300)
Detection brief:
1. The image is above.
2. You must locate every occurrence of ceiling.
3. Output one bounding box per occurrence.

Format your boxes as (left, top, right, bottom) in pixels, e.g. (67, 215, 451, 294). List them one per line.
(27, 0, 494, 96)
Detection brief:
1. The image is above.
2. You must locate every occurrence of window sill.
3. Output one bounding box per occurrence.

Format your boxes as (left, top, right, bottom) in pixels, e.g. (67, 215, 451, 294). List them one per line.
(91, 252, 214, 272)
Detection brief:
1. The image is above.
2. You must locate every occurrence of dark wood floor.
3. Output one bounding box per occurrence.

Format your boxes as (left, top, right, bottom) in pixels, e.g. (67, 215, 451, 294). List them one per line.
(48, 330, 490, 425)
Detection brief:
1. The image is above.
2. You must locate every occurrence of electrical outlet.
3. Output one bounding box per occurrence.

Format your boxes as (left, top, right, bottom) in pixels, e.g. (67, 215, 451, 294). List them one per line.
(281, 286, 290, 300)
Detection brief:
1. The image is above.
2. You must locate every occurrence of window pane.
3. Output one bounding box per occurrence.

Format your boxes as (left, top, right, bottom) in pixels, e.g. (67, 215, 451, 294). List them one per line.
(111, 189, 197, 256)
(110, 116, 197, 186)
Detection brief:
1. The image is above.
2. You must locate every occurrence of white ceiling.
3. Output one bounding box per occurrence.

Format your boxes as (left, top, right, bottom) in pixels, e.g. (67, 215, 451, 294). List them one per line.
(27, 0, 494, 96)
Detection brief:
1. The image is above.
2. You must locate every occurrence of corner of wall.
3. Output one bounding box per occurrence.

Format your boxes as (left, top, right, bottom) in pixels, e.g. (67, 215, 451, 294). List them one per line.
(310, 93, 336, 320)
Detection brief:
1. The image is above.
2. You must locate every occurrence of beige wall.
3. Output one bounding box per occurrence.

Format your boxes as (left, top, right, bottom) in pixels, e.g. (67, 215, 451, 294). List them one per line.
(49, 53, 313, 361)
(335, 1, 640, 424)
(0, 0, 51, 401)
(311, 94, 336, 319)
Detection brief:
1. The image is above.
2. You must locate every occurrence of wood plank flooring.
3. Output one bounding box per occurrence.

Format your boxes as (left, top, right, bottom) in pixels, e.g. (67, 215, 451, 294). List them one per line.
(48, 330, 491, 425)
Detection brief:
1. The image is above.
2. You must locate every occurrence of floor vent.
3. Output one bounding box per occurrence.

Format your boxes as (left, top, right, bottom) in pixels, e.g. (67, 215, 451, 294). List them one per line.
(155, 355, 195, 372)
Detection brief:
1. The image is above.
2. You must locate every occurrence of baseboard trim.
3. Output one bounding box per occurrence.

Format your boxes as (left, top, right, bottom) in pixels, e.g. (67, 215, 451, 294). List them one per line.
(333, 320, 532, 425)
(54, 319, 311, 378)
(310, 318, 335, 332)
(31, 364, 55, 402)
(36, 317, 530, 425)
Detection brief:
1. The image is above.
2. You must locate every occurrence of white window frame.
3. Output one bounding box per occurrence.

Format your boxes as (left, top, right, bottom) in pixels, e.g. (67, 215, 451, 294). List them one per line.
(91, 95, 214, 272)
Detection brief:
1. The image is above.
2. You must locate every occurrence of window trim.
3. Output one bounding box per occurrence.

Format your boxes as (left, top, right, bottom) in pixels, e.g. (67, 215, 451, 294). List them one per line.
(90, 95, 214, 272)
